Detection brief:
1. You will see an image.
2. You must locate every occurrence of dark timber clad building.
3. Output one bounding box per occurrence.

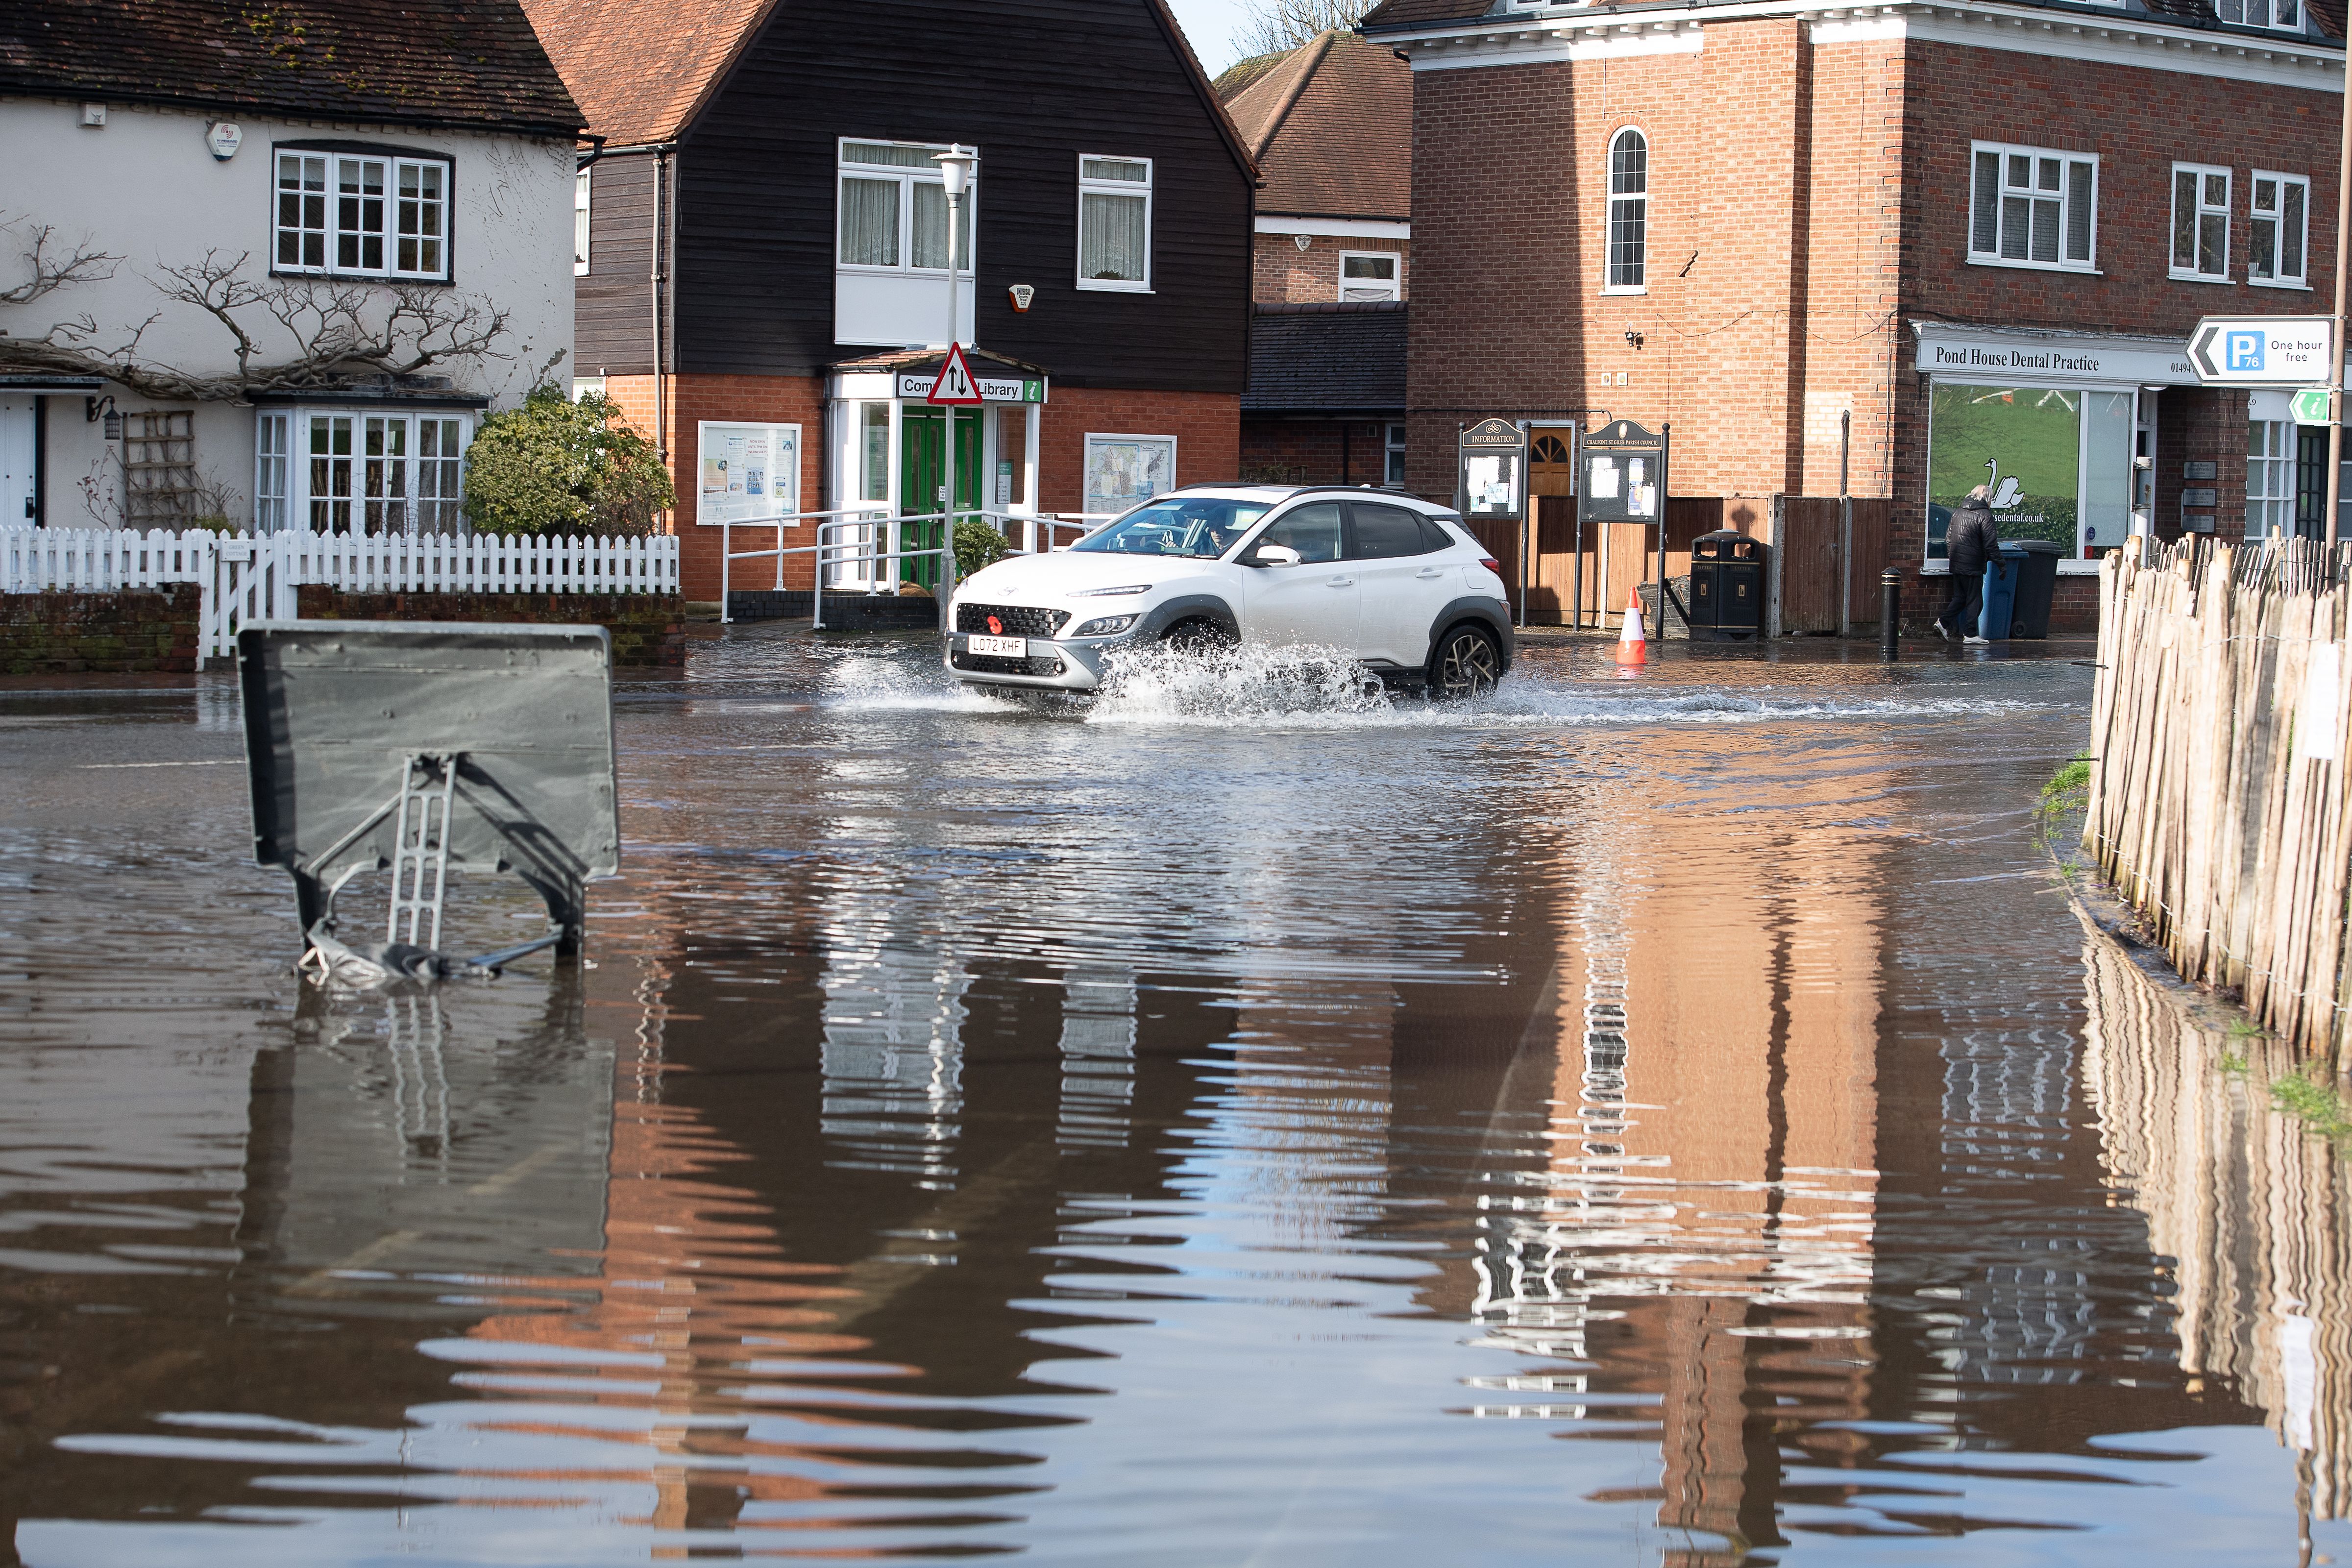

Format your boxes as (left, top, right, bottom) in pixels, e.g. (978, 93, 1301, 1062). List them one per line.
(524, 0, 1259, 604)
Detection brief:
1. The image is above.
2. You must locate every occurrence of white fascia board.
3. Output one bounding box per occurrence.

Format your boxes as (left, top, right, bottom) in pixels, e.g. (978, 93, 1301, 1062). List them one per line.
(1254, 216, 1413, 239)
(1399, 1, 2345, 90)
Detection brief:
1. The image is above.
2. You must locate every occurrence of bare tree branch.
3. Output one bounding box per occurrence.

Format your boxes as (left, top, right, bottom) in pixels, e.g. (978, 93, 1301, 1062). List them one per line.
(0, 240, 512, 403)
(0, 214, 121, 308)
(1230, 0, 1379, 61)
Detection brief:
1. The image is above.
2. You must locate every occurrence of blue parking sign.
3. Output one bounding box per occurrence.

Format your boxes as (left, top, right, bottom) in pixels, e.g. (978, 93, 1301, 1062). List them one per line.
(2227, 331, 2266, 372)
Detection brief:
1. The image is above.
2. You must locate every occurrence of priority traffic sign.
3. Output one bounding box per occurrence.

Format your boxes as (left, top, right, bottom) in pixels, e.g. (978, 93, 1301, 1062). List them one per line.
(2187, 316, 2335, 386)
(926, 342, 984, 406)
(2292, 387, 2335, 426)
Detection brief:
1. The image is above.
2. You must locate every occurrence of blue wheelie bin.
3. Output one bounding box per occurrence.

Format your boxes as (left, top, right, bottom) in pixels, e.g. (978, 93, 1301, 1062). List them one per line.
(1978, 539, 2064, 639)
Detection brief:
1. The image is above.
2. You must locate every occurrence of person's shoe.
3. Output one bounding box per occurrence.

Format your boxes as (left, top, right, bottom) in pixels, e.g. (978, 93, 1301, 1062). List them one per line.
(1934, 622, 1950, 641)
(1963, 635, 1989, 646)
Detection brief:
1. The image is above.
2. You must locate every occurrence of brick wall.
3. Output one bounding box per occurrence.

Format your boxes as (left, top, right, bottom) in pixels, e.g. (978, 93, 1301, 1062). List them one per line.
(294, 586, 688, 666)
(1240, 418, 1392, 484)
(0, 586, 198, 675)
(1039, 387, 1242, 511)
(1253, 234, 1411, 304)
(1404, 21, 2340, 628)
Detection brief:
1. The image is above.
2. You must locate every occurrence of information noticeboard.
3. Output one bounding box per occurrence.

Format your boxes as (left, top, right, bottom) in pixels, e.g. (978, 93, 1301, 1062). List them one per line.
(1458, 418, 1526, 523)
(695, 421, 800, 526)
(1581, 419, 1666, 524)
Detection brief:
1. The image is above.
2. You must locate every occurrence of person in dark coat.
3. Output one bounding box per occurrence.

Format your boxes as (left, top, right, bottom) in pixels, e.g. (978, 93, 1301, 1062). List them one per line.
(1939, 486, 1997, 644)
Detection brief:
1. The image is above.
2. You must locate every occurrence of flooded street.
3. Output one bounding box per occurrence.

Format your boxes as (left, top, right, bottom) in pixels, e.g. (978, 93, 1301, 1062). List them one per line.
(3, 630, 2348, 1566)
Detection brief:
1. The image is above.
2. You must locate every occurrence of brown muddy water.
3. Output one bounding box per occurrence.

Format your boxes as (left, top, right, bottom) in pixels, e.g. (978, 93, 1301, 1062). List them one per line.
(1, 629, 2348, 1567)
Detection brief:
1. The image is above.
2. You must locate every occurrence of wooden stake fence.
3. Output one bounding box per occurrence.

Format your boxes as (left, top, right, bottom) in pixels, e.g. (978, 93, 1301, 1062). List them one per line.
(2086, 539, 2352, 1066)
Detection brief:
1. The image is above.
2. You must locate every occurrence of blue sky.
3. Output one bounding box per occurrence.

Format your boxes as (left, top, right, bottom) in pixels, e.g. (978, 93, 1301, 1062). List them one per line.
(1165, 0, 1256, 77)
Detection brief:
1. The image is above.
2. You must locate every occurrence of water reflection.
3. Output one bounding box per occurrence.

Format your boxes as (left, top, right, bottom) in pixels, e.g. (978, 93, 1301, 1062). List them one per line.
(3, 639, 2350, 1564)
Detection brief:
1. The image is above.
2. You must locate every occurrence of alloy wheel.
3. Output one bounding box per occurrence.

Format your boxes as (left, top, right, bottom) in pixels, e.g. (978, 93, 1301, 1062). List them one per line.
(1434, 628, 1500, 698)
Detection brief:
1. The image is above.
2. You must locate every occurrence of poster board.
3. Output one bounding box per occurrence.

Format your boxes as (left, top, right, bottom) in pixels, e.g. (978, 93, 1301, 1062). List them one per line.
(1458, 418, 1526, 523)
(695, 421, 800, 525)
(1083, 433, 1176, 516)
(1580, 419, 1666, 524)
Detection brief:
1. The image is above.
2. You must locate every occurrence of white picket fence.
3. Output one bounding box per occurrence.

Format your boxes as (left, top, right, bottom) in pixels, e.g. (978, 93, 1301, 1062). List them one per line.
(1, 527, 681, 660)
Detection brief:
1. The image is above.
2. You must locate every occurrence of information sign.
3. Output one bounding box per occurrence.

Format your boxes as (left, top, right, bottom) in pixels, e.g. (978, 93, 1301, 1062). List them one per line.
(2292, 387, 2335, 426)
(2187, 316, 2335, 386)
(1458, 417, 1526, 523)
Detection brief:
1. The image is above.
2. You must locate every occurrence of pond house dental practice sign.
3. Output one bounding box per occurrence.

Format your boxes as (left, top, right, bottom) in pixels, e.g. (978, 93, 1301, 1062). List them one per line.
(1914, 323, 2200, 571)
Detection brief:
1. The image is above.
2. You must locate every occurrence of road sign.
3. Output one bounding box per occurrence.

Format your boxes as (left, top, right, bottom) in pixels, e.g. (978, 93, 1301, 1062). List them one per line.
(2292, 387, 2335, 426)
(2188, 315, 2335, 386)
(926, 342, 983, 405)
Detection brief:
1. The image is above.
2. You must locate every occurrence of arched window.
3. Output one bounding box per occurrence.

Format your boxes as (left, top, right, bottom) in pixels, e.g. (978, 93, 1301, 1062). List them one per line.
(1607, 129, 1648, 291)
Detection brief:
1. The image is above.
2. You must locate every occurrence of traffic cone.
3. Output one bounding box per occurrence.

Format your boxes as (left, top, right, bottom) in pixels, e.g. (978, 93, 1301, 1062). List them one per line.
(1615, 589, 1647, 666)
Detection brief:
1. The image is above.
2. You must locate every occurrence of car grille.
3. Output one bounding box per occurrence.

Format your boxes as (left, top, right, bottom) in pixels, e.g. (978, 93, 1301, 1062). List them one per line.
(952, 650, 1067, 677)
(956, 602, 1070, 637)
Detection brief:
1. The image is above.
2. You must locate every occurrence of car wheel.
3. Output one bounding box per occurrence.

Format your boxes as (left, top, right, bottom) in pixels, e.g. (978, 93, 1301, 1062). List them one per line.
(1162, 618, 1235, 654)
(1429, 624, 1501, 699)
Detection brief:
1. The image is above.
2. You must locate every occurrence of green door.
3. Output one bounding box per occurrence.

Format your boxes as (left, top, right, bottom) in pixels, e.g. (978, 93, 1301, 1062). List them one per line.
(899, 409, 982, 591)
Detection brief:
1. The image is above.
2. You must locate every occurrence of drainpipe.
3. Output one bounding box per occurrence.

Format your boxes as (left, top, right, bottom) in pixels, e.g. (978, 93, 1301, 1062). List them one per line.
(651, 149, 667, 467)
(1838, 409, 1852, 638)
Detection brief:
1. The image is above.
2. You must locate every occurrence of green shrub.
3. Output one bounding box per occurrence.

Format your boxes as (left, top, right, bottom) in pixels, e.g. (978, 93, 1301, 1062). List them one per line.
(461, 385, 675, 537)
(954, 517, 1008, 579)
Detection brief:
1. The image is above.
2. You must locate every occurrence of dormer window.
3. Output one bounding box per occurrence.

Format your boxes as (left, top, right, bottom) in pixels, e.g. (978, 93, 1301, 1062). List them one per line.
(2216, 0, 2300, 27)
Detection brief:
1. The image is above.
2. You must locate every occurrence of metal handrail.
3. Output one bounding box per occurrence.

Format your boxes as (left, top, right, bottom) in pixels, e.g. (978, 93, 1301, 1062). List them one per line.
(715, 507, 1090, 625)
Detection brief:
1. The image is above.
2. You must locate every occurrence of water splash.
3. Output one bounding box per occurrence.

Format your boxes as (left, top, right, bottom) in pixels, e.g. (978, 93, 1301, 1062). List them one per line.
(1088, 643, 1392, 726)
(824, 652, 1009, 714)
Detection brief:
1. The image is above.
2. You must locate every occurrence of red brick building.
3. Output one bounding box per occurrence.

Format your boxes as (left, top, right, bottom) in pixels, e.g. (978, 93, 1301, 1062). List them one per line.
(524, 0, 1256, 610)
(1226, 29, 1417, 485)
(1363, 0, 2348, 628)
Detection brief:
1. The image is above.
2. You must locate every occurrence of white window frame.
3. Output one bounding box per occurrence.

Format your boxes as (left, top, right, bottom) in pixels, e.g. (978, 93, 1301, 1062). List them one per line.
(574, 168, 591, 276)
(273, 148, 453, 283)
(2216, 0, 2302, 29)
(2249, 169, 2309, 289)
(1605, 128, 1648, 294)
(254, 411, 291, 532)
(1338, 250, 1401, 303)
(2248, 417, 2296, 538)
(271, 408, 472, 535)
(1967, 142, 2099, 274)
(834, 138, 976, 280)
(1076, 154, 1153, 294)
(2171, 162, 2232, 282)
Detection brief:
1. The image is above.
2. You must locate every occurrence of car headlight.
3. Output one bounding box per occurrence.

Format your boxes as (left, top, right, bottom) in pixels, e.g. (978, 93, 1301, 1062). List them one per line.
(1069, 584, 1151, 597)
(1071, 614, 1138, 637)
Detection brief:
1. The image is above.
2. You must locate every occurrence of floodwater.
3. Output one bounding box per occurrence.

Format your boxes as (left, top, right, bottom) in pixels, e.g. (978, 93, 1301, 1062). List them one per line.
(2, 629, 2349, 1567)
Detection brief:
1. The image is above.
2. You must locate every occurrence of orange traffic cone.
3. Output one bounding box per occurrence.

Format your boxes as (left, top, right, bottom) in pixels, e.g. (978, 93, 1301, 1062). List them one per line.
(1615, 589, 1647, 666)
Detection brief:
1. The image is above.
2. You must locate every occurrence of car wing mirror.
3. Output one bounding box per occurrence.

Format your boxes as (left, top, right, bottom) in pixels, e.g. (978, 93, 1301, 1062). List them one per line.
(1247, 543, 1302, 567)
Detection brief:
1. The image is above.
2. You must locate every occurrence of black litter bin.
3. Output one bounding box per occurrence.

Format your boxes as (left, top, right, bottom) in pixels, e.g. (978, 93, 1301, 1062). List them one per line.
(1978, 539, 2063, 639)
(1687, 529, 1766, 639)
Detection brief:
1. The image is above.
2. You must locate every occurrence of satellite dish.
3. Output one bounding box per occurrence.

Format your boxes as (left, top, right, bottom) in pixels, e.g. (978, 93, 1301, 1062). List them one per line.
(238, 621, 619, 983)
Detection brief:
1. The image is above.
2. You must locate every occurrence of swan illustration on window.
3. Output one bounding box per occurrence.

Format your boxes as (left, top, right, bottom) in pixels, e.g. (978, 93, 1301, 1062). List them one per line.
(1985, 458, 2023, 511)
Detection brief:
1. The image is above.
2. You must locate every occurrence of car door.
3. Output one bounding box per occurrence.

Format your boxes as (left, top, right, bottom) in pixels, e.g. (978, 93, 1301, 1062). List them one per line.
(1348, 501, 1456, 664)
(1238, 501, 1359, 649)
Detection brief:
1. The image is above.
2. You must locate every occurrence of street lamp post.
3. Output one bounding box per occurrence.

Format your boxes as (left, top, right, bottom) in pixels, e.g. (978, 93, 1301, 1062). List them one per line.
(933, 145, 977, 629)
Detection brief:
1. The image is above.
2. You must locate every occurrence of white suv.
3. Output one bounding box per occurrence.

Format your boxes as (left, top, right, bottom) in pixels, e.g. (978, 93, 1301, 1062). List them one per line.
(945, 486, 1515, 696)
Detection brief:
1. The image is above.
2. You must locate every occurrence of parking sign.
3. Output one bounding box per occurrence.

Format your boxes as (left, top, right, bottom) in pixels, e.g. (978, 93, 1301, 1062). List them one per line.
(2190, 316, 2334, 385)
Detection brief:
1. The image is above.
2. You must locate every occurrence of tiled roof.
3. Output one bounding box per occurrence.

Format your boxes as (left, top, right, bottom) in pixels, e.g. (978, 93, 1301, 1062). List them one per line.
(1358, 0, 1495, 28)
(1245, 301, 1405, 412)
(830, 345, 1052, 377)
(0, 0, 581, 137)
(1214, 48, 1290, 98)
(519, 0, 776, 145)
(1225, 30, 1409, 220)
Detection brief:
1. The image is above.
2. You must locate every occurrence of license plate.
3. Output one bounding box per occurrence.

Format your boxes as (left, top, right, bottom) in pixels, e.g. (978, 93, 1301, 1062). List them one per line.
(968, 635, 1027, 657)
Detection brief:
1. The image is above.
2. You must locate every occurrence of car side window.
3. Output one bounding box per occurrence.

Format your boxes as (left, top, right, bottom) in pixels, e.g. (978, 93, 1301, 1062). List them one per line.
(1418, 516, 1459, 552)
(1349, 502, 1432, 560)
(1260, 502, 1343, 564)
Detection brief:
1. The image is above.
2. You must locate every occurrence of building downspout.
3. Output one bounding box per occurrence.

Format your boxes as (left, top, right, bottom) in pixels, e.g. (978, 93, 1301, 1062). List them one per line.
(651, 149, 668, 468)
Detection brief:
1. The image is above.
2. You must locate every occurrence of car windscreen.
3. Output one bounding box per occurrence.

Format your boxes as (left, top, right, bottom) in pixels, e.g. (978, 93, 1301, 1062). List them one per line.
(1072, 499, 1270, 559)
